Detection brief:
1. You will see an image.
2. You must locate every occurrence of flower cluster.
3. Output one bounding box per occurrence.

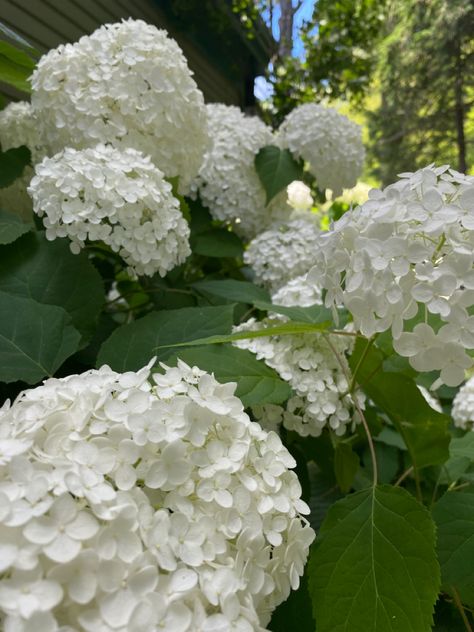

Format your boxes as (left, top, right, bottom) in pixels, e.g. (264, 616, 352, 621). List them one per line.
(31, 19, 208, 191)
(193, 103, 287, 239)
(307, 164, 474, 386)
(452, 377, 474, 430)
(0, 101, 44, 162)
(0, 360, 314, 632)
(28, 145, 190, 277)
(287, 181, 314, 212)
(277, 103, 365, 196)
(235, 278, 362, 438)
(244, 215, 321, 291)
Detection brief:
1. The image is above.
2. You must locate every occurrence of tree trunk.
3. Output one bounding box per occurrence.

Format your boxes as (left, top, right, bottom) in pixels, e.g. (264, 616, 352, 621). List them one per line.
(278, 0, 295, 58)
(454, 42, 467, 173)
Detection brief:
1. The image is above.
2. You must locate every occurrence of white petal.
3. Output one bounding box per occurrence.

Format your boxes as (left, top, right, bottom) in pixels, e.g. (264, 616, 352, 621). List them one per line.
(66, 511, 99, 541)
(44, 533, 81, 563)
(100, 589, 137, 628)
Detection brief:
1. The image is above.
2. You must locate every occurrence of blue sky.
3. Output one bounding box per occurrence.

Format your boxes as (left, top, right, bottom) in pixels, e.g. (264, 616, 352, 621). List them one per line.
(254, 0, 315, 100)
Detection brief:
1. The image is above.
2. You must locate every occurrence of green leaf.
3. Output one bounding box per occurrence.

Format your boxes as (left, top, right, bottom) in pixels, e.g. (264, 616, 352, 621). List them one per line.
(0, 209, 32, 244)
(0, 146, 31, 188)
(154, 319, 331, 350)
(0, 40, 35, 94)
(191, 228, 243, 258)
(97, 305, 235, 371)
(350, 339, 450, 470)
(255, 301, 335, 325)
(309, 485, 440, 632)
(433, 491, 474, 607)
(0, 22, 37, 52)
(0, 232, 104, 339)
(0, 292, 81, 383)
(192, 279, 270, 304)
(164, 344, 292, 406)
(334, 442, 360, 492)
(269, 571, 315, 632)
(439, 432, 474, 484)
(255, 145, 304, 204)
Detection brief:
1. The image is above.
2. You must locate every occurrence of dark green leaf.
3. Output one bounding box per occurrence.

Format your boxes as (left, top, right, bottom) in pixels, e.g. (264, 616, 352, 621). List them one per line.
(255, 301, 335, 325)
(255, 145, 304, 204)
(0, 292, 81, 383)
(0, 209, 32, 244)
(0, 146, 31, 188)
(97, 305, 235, 371)
(269, 570, 315, 632)
(433, 491, 474, 607)
(0, 232, 104, 339)
(309, 485, 440, 632)
(164, 344, 292, 406)
(349, 339, 450, 470)
(192, 228, 243, 258)
(334, 442, 360, 492)
(439, 432, 474, 484)
(192, 279, 270, 304)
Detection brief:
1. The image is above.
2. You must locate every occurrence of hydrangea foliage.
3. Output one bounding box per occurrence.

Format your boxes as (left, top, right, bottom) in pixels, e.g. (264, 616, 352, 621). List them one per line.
(0, 360, 314, 631)
(308, 165, 474, 386)
(31, 19, 208, 190)
(28, 144, 191, 277)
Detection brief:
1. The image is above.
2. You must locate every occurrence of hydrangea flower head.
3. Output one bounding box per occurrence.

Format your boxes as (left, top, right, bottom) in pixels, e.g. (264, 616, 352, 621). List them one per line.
(28, 144, 191, 277)
(277, 103, 365, 196)
(0, 101, 44, 163)
(308, 165, 474, 386)
(244, 215, 321, 291)
(0, 360, 314, 631)
(193, 103, 287, 239)
(287, 181, 314, 211)
(31, 19, 208, 190)
(235, 277, 363, 438)
(452, 377, 474, 430)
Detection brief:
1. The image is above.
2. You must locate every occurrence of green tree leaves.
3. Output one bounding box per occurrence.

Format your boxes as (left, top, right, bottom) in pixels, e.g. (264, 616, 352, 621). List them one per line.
(0, 39, 36, 93)
(255, 145, 303, 204)
(433, 491, 474, 607)
(309, 485, 440, 632)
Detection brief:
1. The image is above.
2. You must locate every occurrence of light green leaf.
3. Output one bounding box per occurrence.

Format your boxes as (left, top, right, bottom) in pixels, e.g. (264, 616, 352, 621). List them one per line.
(334, 443, 360, 492)
(255, 145, 304, 204)
(439, 432, 474, 484)
(350, 339, 450, 470)
(309, 485, 440, 632)
(433, 491, 474, 607)
(0, 22, 37, 52)
(0, 146, 31, 188)
(0, 209, 32, 244)
(192, 279, 270, 304)
(155, 319, 331, 351)
(191, 228, 243, 258)
(165, 344, 292, 406)
(0, 232, 104, 339)
(97, 305, 235, 371)
(0, 292, 81, 383)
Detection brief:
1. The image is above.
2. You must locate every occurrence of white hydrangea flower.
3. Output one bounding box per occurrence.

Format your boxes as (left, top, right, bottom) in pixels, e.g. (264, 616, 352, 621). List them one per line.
(31, 19, 208, 191)
(193, 103, 288, 239)
(277, 103, 365, 196)
(0, 359, 314, 631)
(236, 276, 362, 437)
(244, 215, 321, 291)
(307, 164, 474, 386)
(452, 377, 474, 430)
(287, 181, 313, 212)
(28, 144, 191, 277)
(0, 101, 44, 163)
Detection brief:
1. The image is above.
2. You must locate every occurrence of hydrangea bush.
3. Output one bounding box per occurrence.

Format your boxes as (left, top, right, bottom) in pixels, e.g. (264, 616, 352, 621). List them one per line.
(0, 17, 473, 632)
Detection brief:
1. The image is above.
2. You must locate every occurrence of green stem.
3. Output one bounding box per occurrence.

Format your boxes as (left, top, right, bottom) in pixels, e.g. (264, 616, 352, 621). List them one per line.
(452, 586, 473, 632)
(324, 334, 378, 487)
